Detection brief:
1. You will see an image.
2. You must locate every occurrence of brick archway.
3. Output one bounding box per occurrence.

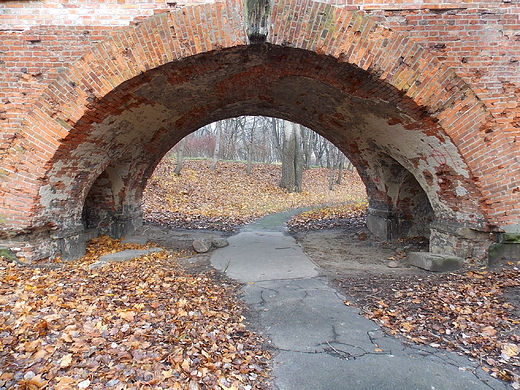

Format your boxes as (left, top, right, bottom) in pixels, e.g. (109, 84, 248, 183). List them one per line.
(1, 1, 517, 262)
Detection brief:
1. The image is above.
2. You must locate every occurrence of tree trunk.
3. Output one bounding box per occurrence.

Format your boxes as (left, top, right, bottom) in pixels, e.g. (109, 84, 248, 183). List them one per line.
(328, 147, 338, 191)
(300, 125, 313, 169)
(211, 121, 222, 171)
(280, 121, 302, 193)
(336, 155, 344, 185)
(312, 134, 325, 167)
(325, 142, 332, 170)
(246, 117, 255, 174)
(294, 123, 302, 191)
(271, 117, 282, 162)
(173, 137, 186, 176)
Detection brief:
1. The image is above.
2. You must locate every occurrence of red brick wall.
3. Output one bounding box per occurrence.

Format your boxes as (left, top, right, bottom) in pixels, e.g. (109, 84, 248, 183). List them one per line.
(0, 0, 519, 260)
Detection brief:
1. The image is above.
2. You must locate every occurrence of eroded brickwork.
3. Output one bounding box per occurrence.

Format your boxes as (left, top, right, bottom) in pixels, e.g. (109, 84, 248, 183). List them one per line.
(0, 0, 519, 262)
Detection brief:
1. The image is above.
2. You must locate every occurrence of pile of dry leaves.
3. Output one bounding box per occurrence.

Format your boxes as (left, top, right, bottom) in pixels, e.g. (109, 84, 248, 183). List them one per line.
(142, 159, 366, 231)
(337, 266, 520, 386)
(286, 203, 368, 231)
(0, 237, 270, 390)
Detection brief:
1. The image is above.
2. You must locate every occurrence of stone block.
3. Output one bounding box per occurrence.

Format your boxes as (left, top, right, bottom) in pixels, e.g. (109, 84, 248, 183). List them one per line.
(58, 233, 87, 261)
(212, 237, 229, 248)
(455, 227, 480, 240)
(409, 252, 463, 272)
(502, 233, 520, 244)
(193, 239, 211, 253)
(366, 209, 398, 240)
(488, 243, 520, 262)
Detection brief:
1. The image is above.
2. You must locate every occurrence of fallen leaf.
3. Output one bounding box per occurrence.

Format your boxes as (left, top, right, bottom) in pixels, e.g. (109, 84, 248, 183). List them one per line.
(59, 354, 73, 368)
(118, 310, 135, 322)
(481, 325, 497, 337)
(501, 344, 519, 360)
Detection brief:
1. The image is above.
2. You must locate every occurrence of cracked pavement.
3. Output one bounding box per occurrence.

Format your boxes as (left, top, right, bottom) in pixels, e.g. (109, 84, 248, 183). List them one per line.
(210, 214, 510, 390)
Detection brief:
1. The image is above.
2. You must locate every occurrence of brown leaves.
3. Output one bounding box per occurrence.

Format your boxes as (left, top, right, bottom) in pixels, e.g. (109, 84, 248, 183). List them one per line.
(338, 268, 520, 385)
(143, 159, 367, 231)
(0, 238, 270, 389)
(287, 203, 368, 231)
(17, 373, 47, 390)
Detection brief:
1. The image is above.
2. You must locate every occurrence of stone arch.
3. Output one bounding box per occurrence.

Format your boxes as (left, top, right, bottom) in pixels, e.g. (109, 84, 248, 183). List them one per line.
(0, 1, 514, 262)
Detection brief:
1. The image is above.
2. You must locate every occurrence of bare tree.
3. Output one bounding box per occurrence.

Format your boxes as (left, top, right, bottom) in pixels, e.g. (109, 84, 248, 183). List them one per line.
(270, 117, 282, 162)
(312, 133, 327, 167)
(166, 116, 349, 176)
(300, 125, 313, 169)
(336, 154, 345, 185)
(173, 137, 186, 176)
(280, 120, 303, 193)
(244, 117, 256, 174)
(211, 122, 222, 171)
(328, 146, 347, 190)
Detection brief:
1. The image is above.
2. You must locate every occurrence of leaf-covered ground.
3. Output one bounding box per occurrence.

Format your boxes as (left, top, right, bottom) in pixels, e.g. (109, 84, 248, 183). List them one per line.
(286, 203, 368, 231)
(337, 266, 520, 387)
(143, 159, 367, 231)
(0, 237, 270, 390)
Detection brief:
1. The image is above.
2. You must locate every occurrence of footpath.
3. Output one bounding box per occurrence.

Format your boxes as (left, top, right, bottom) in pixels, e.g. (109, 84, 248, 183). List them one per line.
(210, 212, 509, 390)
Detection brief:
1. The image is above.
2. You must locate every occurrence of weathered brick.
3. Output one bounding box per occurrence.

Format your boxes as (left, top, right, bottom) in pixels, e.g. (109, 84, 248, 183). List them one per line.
(0, 0, 518, 263)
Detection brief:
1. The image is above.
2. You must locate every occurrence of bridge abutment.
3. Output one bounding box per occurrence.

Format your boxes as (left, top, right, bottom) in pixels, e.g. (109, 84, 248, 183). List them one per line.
(366, 209, 497, 264)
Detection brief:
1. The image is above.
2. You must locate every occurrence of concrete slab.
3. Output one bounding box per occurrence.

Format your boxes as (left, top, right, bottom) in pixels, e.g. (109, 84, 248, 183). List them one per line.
(89, 247, 163, 269)
(246, 276, 507, 390)
(272, 350, 497, 390)
(122, 235, 149, 245)
(210, 231, 318, 282)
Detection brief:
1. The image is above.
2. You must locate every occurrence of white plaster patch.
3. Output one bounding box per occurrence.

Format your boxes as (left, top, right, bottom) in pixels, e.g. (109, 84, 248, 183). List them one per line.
(456, 185, 469, 197)
(39, 184, 69, 209)
(88, 103, 175, 147)
(347, 110, 479, 221)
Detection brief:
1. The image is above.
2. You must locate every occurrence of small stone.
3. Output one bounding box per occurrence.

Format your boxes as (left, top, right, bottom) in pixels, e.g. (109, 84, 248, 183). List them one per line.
(193, 240, 211, 253)
(212, 238, 229, 248)
(387, 261, 399, 268)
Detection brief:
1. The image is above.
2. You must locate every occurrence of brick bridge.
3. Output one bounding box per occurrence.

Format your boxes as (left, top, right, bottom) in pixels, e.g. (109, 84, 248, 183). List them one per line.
(1, 0, 519, 263)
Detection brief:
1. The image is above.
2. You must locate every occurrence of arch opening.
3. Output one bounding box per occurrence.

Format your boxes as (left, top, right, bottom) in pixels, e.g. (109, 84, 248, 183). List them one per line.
(366, 153, 434, 242)
(138, 116, 369, 231)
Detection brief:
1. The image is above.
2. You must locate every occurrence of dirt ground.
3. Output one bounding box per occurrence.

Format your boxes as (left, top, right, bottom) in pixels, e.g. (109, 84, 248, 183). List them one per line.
(291, 225, 430, 277)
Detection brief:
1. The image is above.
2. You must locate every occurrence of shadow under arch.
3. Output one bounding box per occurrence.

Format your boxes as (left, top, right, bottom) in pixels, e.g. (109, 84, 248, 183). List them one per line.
(366, 152, 434, 241)
(0, 2, 506, 262)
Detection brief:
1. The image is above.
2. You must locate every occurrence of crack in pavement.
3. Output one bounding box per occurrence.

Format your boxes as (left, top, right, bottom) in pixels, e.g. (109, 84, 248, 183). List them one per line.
(210, 218, 509, 390)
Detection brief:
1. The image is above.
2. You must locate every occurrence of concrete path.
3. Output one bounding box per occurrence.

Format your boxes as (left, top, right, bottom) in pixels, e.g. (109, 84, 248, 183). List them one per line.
(210, 213, 509, 390)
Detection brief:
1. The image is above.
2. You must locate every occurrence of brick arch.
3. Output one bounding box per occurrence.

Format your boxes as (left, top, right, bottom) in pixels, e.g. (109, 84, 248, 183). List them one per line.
(0, 1, 513, 262)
